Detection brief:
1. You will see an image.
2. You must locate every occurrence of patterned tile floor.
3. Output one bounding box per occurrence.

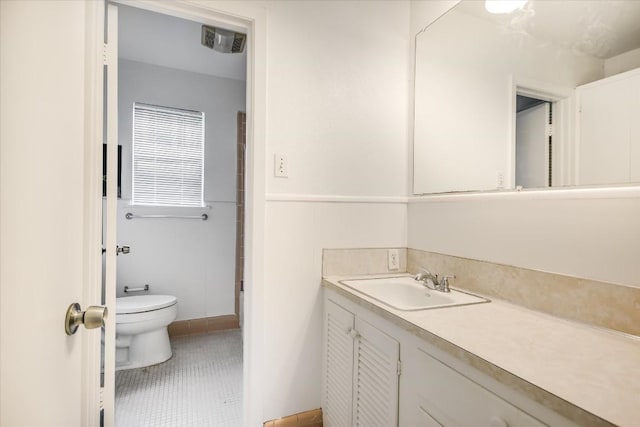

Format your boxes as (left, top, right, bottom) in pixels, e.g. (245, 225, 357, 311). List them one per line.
(115, 330, 243, 427)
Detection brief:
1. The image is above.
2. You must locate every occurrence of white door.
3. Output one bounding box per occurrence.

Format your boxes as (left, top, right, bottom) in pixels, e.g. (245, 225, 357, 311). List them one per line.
(0, 1, 110, 426)
(578, 73, 637, 185)
(516, 102, 550, 188)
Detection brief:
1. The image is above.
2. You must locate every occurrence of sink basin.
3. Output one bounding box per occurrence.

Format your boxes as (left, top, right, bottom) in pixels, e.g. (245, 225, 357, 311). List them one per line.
(339, 276, 489, 311)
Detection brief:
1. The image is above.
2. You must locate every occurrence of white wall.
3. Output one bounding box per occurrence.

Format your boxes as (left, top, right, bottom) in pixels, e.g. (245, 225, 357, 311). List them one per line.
(605, 47, 640, 77)
(413, 7, 604, 194)
(408, 192, 640, 288)
(117, 59, 245, 320)
(261, 1, 410, 420)
(263, 201, 406, 419)
(265, 1, 409, 197)
(410, 0, 459, 36)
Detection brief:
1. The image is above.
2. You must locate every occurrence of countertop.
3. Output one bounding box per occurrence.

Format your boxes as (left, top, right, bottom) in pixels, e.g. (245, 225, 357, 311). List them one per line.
(323, 273, 640, 427)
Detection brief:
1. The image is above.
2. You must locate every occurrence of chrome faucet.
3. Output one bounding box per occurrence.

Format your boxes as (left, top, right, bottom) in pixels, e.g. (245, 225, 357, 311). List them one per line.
(414, 267, 455, 293)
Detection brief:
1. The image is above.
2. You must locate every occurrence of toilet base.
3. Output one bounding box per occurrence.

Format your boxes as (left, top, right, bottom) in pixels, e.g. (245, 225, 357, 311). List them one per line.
(116, 327, 172, 371)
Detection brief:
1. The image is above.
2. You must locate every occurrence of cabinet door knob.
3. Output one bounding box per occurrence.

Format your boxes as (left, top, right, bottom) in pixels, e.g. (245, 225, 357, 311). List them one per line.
(489, 416, 508, 427)
(348, 328, 360, 339)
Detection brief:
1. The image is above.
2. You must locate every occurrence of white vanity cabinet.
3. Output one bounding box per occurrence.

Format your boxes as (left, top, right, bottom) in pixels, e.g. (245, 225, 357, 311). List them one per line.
(323, 287, 577, 427)
(403, 346, 547, 427)
(323, 298, 400, 427)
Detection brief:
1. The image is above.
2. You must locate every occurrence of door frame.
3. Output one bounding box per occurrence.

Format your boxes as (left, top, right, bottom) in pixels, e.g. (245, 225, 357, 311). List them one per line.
(84, 2, 107, 425)
(86, 1, 267, 426)
(508, 76, 574, 188)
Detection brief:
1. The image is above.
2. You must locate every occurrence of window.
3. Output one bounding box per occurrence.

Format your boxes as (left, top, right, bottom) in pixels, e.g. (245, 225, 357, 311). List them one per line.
(132, 103, 204, 207)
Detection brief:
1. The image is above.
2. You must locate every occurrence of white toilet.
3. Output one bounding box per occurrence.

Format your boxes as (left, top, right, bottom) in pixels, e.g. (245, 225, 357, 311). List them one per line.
(115, 295, 178, 371)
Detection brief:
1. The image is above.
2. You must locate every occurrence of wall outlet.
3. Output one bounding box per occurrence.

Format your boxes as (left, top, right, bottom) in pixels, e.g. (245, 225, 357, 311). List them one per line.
(274, 153, 288, 178)
(387, 248, 400, 271)
(496, 171, 504, 189)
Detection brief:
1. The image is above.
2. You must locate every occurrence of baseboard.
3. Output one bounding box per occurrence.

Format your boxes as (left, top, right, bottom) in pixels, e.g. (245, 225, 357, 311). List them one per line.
(168, 314, 239, 338)
(264, 408, 323, 427)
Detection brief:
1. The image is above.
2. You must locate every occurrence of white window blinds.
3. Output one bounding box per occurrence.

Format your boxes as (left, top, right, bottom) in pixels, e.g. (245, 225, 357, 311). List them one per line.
(132, 103, 204, 207)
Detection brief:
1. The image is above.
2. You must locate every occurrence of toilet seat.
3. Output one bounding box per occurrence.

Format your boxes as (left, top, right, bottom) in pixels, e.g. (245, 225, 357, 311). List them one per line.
(116, 295, 177, 315)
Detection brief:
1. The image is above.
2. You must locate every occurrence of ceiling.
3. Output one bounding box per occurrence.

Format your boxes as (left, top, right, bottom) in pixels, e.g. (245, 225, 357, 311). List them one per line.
(458, 0, 640, 59)
(118, 5, 247, 81)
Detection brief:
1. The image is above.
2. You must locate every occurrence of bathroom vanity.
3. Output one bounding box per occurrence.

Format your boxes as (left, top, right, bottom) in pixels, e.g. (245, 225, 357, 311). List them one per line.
(322, 274, 640, 427)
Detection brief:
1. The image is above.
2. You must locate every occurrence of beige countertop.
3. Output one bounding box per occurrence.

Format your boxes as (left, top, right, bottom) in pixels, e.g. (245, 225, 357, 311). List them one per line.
(323, 273, 640, 427)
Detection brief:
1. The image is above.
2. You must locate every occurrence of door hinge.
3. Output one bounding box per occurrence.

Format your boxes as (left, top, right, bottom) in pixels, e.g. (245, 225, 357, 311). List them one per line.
(397, 360, 402, 376)
(103, 43, 108, 65)
(99, 386, 104, 410)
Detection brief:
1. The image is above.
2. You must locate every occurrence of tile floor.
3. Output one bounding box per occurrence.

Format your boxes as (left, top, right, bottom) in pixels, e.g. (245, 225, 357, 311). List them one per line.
(115, 330, 242, 427)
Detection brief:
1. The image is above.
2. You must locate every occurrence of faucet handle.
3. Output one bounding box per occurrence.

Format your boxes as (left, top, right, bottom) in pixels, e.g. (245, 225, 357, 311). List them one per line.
(440, 275, 456, 292)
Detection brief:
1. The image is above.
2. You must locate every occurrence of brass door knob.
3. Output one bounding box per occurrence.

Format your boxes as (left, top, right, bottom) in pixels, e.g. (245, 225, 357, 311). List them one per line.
(65, 303, 108, 335)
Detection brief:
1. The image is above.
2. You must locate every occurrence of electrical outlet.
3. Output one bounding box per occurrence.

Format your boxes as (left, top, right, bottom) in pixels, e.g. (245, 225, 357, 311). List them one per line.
(496, 171, 504, 189)
(274, 153, 288, 178)
(388, 248, 399, 271)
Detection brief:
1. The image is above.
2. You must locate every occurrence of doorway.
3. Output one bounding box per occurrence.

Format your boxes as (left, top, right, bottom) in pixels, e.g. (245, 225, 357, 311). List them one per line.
(104, 4, 248, 425)
(512, 81, 572, 189)
(515, 94, 554, 188)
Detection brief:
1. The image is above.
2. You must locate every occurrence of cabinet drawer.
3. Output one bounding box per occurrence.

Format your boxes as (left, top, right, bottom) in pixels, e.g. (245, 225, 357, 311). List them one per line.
(414, 349, 546, 427)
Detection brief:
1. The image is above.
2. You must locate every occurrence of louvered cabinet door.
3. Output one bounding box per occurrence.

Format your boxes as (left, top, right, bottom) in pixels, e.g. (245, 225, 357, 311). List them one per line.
(324, 300, 356, 427)
(353, 318, 400, 427)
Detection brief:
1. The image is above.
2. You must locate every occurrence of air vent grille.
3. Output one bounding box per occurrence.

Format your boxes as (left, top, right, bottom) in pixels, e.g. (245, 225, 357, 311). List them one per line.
(201, 25, 246, 54)
(231, 34, 246, 54)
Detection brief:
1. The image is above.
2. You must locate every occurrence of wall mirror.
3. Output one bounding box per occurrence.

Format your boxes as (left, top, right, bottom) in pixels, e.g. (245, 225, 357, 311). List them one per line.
(413, 0, 640, 194)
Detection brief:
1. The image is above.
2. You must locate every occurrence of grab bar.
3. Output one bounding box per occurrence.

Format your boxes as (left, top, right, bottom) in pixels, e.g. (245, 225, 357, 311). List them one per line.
(124, 284, 149, 293)
(125, 212, 208, 221)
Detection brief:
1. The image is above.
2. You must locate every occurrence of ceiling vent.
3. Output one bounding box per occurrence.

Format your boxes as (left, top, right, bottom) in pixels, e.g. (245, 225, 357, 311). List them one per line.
(201, 25, 246, 54)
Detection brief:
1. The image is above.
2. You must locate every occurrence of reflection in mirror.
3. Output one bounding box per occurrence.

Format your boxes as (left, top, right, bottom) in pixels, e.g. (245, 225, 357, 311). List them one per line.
(516, 95, 551, 188)
(413, 0, 640, 194)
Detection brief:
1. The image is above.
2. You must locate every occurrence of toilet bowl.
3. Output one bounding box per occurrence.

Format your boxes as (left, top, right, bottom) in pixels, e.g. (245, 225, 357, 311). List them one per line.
(115, 295, 178, 370)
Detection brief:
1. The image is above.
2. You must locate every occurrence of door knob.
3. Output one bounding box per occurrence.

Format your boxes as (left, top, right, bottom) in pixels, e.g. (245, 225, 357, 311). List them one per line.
(65, 303, 108, 335)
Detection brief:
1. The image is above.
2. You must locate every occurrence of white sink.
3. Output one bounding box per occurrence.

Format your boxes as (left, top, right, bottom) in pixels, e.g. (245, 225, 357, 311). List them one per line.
(339, 276, 489, 311)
